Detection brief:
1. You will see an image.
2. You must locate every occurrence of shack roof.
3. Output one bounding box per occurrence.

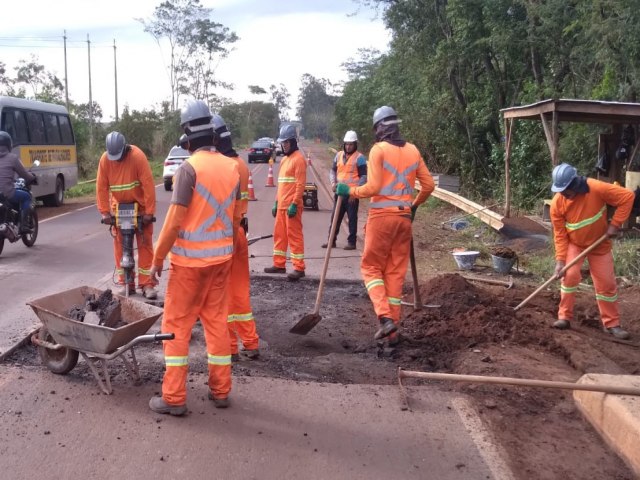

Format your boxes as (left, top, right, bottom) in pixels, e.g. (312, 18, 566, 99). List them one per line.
(501, 99, 640, 124)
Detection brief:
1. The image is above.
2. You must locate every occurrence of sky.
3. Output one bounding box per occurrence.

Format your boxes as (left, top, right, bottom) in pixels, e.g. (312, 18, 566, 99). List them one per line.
(1, 0, 390, 121)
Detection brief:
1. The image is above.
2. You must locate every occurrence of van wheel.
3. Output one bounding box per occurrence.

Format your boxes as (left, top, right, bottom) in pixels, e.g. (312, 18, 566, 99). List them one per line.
(43, 176, 64, 207)
(0, 238, 4, 256)
(164, 179, 172, 191)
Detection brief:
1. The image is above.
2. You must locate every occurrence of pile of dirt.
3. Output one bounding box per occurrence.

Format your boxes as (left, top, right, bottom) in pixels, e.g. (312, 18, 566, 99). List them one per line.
(402, 274, 560, 364)
(489, 246, 517, 258)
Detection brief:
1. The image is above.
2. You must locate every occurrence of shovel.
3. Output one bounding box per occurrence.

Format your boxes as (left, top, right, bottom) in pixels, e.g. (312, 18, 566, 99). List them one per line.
(290, 195, 343, 335)
(247, 234, 273, 246)
(514, 233, 608, 312)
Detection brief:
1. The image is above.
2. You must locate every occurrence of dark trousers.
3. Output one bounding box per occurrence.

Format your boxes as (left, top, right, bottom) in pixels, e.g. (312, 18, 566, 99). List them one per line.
(328, 194, 359, 245)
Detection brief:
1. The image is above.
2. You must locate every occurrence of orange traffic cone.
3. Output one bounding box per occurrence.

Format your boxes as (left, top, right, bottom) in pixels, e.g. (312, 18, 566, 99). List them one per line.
(265, 163, 276, 187)
(247, 170, 257, 201)
(307, 153, 312, 166)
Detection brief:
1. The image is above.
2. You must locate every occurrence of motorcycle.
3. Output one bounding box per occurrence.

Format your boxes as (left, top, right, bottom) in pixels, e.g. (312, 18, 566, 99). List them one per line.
(0, 160, 40, 257)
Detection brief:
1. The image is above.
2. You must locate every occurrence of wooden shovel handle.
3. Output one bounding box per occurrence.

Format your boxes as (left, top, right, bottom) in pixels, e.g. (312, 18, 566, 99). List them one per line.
(311, 195, 343, 315)
(514, 233, 608, 312)
(410, 239, 422, 311)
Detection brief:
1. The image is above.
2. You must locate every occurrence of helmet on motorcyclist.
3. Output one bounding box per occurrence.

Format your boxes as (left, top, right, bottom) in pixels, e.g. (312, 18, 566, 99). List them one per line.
(551, 163, 578, 193)
(180, 99, 216, 148)
(0, 130, 13, 151)
(372, 106, 401, 128)
(277, 124, 297, 143)
(343, 130, 358, 143)
(106, 131, 127, 161)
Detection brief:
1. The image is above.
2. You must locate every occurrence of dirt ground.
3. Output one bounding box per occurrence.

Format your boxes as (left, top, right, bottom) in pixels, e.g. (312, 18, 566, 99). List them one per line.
(8, 145, 640, 479)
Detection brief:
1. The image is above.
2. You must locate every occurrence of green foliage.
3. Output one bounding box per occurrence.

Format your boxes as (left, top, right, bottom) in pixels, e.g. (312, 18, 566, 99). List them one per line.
(297, 74, 338, 142)
(613, 237, 640, 279)
(219, 101, 279, 145)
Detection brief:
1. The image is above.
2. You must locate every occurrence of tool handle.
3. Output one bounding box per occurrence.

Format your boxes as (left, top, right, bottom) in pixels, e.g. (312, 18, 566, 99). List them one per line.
(155, 333, 175, 341)
(409, 239, 422, 311)
(312, 195, 343, 315)
(514, 233, 608, 311)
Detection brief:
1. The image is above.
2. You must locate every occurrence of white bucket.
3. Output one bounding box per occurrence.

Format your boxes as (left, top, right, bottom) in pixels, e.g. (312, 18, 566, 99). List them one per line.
(452, 251, 480, 270)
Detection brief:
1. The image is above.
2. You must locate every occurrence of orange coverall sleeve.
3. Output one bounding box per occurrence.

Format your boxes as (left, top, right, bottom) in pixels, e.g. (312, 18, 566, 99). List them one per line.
(293, 155, 306, 204)
(593, 181, 635, 227)
(413, 159, 435, 206)
(96, 154, 111, 214)
(351, 145, 383, 198)
(550, 196, 570, 261)
(135, 150, 156, 215)
(152, 204, 188, 267)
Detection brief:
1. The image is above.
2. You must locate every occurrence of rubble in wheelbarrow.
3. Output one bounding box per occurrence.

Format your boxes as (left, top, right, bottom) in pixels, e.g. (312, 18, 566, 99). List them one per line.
(67, 289, 124, 328)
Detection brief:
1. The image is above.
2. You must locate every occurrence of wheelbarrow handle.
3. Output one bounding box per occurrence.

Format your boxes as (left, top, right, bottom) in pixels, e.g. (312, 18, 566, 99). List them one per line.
(155, 333, 175, 341)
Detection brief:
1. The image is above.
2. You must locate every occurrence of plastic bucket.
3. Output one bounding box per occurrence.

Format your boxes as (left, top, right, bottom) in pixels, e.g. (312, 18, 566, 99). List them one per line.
(491, 254, 516, 274)
(452, 251, 480, 270)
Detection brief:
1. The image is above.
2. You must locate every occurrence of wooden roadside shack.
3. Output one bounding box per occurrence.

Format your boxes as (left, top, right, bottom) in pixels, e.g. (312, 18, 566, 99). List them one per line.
(500, 99, 640, 218)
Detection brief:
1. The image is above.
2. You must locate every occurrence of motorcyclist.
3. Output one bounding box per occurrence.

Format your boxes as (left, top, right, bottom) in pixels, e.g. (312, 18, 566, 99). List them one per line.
(0, 131, 36, 233)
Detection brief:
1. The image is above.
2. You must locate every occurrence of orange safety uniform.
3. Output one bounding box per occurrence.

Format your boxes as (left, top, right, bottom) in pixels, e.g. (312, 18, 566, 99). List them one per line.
(273, 149, 307, 271)
(228, 156, 259, 354)
(351, 141, 434, 329)
(550, 178, 634, 328)
(96, 145, 156, 288)
(336, 150, 365, 187)
(152, 149, 241, 405)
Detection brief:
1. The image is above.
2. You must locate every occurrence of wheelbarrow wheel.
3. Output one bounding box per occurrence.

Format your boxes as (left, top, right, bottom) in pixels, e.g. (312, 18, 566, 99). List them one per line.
(37, 326, 79, 375)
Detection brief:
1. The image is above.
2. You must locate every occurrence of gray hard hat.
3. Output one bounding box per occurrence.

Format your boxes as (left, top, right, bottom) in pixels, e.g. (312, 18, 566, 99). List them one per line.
(277, 124, 297, 143)
(0, 130, 12, 150)
(372, 106, 401, 127)
(551, 163, 578, 193)
(211, 114, 231, 138)
(106, 131, 126, 161)
(180, 99, 212, 128)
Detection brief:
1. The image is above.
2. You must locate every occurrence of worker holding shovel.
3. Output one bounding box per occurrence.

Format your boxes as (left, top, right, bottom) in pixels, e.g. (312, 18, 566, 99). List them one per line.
(550, 163, 635, 339)
(336, 106, 434, 344)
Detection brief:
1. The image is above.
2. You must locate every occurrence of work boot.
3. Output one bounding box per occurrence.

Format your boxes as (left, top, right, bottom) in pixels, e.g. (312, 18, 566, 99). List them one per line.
(19, 209, 31, 234)
(288, 270, 305, 281)
(208, 391, 230, 408)
(552, 319, 571, 330)
(374, 317, 397, 340)
(343, 243, 356, 251)
(321, 242, 336, 249)
(148, 396, 187, 416)
(604, 326, 630, 340)
(117, 285, 136, 296)
(264, 266, 287, 274)
(243, 349, 260, 360)
(142, 285, 158, 300)
(388, 333, 401, 347)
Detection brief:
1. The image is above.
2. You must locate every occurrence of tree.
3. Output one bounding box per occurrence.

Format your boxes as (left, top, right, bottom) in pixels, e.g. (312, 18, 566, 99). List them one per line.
(13, 56, 64, 103)
(137, 0, 238, 110)
(269, 83, 291, 121)
(219, 101, 279, 145)
(297, 74, 338, 142)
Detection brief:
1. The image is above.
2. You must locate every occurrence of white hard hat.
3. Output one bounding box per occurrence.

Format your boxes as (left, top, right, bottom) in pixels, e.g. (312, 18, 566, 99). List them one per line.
(343, 130, 358, 143)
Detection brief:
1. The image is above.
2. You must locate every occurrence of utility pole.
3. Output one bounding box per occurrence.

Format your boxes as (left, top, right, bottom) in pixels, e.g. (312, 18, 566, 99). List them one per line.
(113, 39, 119, 123)
(87, 34, 94, 147)
(63, 30, 69, 111)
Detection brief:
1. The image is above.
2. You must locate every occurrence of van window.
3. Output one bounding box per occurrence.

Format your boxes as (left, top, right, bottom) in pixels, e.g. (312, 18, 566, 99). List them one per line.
(1, 111, 17, 142)
(26, 111, 46, 144)
(57, 115, 74, 145)
(13, 110, 29, 145)
(44, 113, 62, 144)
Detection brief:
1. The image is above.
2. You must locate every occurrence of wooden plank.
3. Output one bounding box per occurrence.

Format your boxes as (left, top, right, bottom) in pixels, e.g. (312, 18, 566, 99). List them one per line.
(504, 118, 513, 218)
(430, 187, 505, 231)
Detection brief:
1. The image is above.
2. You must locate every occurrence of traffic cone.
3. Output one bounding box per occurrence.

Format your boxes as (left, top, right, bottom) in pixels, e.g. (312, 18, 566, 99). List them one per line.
(247, 170, 257, 201)
(265, 163, 276, 187)
(307, 152, 312, 166)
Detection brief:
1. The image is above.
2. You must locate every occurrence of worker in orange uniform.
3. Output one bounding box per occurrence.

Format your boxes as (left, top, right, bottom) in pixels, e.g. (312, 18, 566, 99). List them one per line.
(336, 106, 435, 344)
(549, 163, 634, 339)
(96, 132, 157, 299)
(321, 130, 367, 250)
(211, 113, 260, 360)
(264, 124, 307, 281)
(148, 100, 241, 416)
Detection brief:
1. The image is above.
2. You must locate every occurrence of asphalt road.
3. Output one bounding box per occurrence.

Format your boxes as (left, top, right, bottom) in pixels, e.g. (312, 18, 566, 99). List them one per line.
(0, 147, 513, 479)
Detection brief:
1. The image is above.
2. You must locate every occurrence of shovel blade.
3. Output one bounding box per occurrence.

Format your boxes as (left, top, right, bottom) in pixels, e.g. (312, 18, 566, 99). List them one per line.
(289, 313, 322, 335)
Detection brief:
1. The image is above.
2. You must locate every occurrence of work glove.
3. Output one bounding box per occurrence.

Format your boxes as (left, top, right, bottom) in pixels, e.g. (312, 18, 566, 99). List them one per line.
(554, 261, 566, 279)
(411, 204, 418, 223)
(606, 224, 620, 238)
(287, 203, 298, 218)
(142, 214, 154, 225)
(240, 216, 249, 234)
(335, 183, 351, 197)
(101, 213, 113, 225)
(272, 201, 278, 218)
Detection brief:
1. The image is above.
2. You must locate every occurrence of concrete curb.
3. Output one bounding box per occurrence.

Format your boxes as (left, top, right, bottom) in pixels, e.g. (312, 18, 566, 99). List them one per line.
(573, 373, 640, 476)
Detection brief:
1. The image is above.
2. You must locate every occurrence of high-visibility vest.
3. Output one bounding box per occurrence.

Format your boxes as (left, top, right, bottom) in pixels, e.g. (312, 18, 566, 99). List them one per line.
(336, 151, 362, 188)
(369, 142, 420, 211)
(170, 150, 239, 267)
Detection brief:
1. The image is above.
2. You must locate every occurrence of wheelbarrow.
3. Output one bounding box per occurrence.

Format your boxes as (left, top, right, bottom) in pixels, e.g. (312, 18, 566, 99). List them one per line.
(27, 286, 173, 395)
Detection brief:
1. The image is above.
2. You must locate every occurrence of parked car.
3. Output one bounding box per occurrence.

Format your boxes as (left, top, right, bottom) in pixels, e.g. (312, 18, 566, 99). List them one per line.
(248, 140, 274, 163)
(275, 142, 284, 156)
(162, 146, 190, 191)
